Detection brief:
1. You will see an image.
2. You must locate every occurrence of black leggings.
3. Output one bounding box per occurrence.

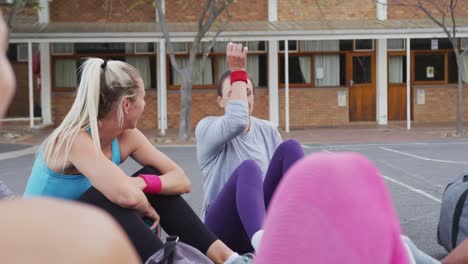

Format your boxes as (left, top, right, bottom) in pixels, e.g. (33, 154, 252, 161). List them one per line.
(77, 166, 217, 262)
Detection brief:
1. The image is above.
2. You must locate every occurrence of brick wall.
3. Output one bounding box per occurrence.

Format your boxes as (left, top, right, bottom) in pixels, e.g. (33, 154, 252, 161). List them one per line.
(51, 87, 352, 130)
(278, 0, 376, 21)
(50, 0, 155, 23)
(166, 88, 270, 129)
(52, 89, 158, 129)
(166, 0, 267, 22)
(7, 63, 40, 118)
(278, 88, 349, 128)
(413, 85, 468, 123)
(388, 0, 468, 19)
(1, 6, 37, 18)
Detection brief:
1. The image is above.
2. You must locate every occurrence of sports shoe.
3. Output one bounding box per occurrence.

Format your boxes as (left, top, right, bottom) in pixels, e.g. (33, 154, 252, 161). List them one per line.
(231, 253, 254, 264)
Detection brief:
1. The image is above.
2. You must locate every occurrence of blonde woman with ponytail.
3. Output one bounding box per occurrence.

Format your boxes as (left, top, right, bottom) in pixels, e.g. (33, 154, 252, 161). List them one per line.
(24, 58, 253, 264)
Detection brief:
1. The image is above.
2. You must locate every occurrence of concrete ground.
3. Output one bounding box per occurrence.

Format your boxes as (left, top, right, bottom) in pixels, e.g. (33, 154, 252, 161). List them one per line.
(2, 123, 468, 260)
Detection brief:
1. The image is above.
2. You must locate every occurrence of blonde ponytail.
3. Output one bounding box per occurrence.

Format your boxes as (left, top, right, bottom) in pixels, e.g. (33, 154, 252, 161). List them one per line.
(41, 58, 140, 171)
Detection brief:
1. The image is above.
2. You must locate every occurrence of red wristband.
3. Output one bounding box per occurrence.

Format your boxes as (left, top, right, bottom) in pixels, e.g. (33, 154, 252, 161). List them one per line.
(230, 70, 248, 85)
(138, 174, 162, 194)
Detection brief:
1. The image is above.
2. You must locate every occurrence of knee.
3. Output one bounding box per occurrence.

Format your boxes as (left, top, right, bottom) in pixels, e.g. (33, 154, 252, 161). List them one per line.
(236, 160, 263, 184)
(238, 160, 262, 174)
(277, 139, 303, 155)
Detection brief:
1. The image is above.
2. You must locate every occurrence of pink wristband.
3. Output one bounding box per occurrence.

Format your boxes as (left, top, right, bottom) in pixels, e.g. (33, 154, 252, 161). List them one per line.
(138, 174, 162, 194)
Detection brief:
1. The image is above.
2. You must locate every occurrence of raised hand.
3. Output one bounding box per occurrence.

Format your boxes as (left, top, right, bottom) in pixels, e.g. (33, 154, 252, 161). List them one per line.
(226, 42, 248, 72)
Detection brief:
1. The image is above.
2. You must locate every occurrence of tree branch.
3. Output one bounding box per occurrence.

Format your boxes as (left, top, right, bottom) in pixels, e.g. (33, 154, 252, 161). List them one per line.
(193, 9, 232, 82)
(6, 0, 21, 29)
(414, 0, 453, 39)
(189, 0, 232, 69)
(450, 0, 457, 44)
(154, 0, 182, 76)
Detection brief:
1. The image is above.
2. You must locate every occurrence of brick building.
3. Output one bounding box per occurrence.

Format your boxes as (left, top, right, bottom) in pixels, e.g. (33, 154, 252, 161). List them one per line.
(5, 0, 468, 131)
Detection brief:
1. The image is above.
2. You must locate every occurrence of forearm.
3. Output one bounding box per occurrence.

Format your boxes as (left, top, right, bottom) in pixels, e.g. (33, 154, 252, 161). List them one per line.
(442, 239, 468, 264)
(158, 168, 191, 195)
(230, 75, 248, 102)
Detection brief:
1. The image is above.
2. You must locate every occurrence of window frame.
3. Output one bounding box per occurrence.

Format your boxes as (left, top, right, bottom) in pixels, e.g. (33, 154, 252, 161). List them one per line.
(411, 50, 450, 85)
(387, 39, 406, 51)
(16, 44, 29, 62)
(51, 52, 158, 91)
(51, 43, 75, 55)
(278, 50, 346, 88)
(167, 41, 268, 90)
(353, 39, 374, 52)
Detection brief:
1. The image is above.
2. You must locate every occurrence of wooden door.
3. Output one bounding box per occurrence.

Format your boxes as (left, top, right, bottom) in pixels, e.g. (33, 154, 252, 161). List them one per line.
(388, 55, 411, 121)
(348, 53, 376, 121)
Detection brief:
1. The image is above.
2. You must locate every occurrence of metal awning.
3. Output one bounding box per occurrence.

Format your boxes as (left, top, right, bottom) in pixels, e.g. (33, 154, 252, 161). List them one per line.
(8, 17, 468, 42)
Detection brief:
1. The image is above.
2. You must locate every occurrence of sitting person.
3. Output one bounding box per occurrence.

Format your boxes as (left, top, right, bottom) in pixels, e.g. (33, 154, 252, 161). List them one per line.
(0, 11, 137, 264)
(23, 57, 251, 264)
(0, 198, 140, 264)
(196, 42, 304, 253)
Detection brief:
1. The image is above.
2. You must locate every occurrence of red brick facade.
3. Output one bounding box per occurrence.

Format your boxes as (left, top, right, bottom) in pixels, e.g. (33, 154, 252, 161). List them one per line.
(388, 0, 468, 19)
(279, 88, 349, 128)
(52, 87, 349, 130)
(278, 0, 376, 21)
(7, 63, 40, 118)
(52, 90, 158, 129)
(166, 0, 267, 22)
(11, 0, 468, 129)
(413, 85, 468, 123)
(49, 0, 155, 23)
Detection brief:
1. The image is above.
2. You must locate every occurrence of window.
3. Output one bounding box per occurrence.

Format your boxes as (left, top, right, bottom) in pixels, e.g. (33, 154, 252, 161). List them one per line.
(172, 42, 188, 54)
(279, 40, 343, 87)
(279, 40, 298, 52)
(411, 38, 452, 50)
(414, 54, 445, 82)
(388, 56, 407, 84)
(7, 44, 17, 61)
(388, 39, 405, 51)
(52, 43, 74, 55)
(169, 41, 267, 89)
(75, 43, 126, 54)
(448, 53, 459, 84)
(354, 39, 374, 51)
(339, 40, 353, 51)
(135, 43, 155, 54)
(54, 59, 78, 88)
(17, 44, 28, 62)
(52, 42, 158, 90)
(462, 38, 468, 50)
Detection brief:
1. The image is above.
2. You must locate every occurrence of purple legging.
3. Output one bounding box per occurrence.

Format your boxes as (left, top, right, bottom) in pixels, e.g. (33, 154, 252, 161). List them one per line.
(204, 139, 304, 253)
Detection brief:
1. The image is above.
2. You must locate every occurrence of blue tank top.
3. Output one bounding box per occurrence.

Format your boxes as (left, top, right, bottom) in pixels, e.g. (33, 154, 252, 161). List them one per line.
(24, 138, 121, 200)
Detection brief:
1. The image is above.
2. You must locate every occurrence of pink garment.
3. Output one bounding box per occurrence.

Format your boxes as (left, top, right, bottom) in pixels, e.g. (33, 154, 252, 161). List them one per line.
(255, 153, 409, 264)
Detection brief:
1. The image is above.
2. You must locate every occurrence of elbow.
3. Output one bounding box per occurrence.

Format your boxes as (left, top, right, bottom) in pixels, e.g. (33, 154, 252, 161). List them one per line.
(179, 170, 192, 194)
(231, 117, 249, 134)
(114, 190, 140, 209)
(182, 178, 192, 193)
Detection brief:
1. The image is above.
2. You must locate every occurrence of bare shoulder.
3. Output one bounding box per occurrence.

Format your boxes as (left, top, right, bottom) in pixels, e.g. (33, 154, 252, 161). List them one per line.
(69, 130, 94, 152)
(118, 128, 149, 151)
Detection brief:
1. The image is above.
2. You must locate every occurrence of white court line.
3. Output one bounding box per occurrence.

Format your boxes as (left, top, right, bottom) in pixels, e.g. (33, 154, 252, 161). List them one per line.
(321, 149, 332, 153)
(0, 145, 39, 161)
(301, 140, 468, 150)
(380, 146, 468, 164)
(378, 159, 445, 189)
(301, 144, 312, 149)
(382, 174, 441, 204)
